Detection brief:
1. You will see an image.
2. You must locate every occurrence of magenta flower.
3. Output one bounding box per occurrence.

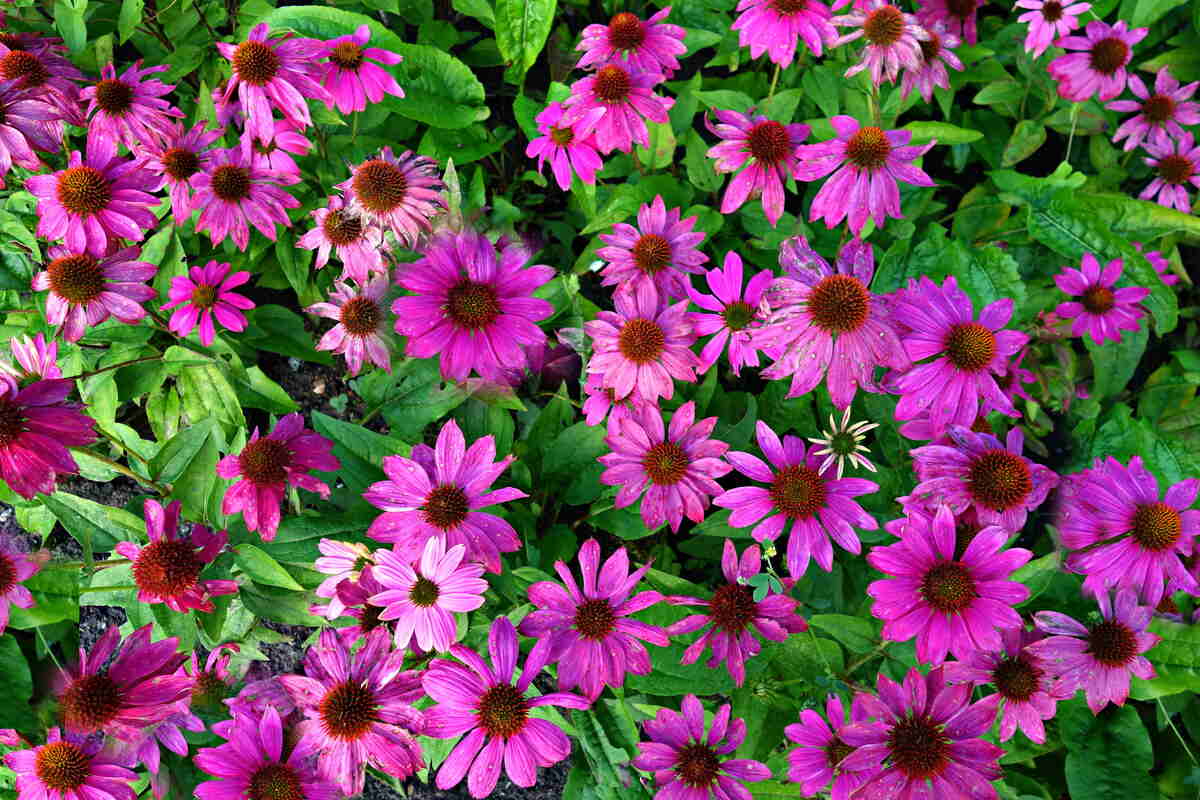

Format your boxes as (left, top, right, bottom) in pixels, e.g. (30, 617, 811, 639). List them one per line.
(5, 728, 137, 800)
(33, 247, 156, 343)
(393, 229, 554, 383)
(890, 275, 1029, 436)
(705, 108, 809, 225)
(756, 236, 909, 407)
(0, 37, 84, 117)
(277, 628, 424, 796)
(561, 63, 674, 154)
(900, 24, 963, 102)
(598, 195, 708, 300)
(904, 426, 1060, 532)
(582, 371, 634, 427)
(363, 418, 526, 573)
(217, 22, 329, 143)
(1048, 19, 1147, 102)
(867, 505, 1032, 664)
(81, 61, 182, 152)
(422, 617, 591, 798)
(715, 421, 878, 578)
(195, 706, 339, 800)
(53, 623, 191, 740)
(1137, 242, 1181, 287)
(161, 260, 254, 347)
(1028, 589, 1160, 713)
(1053, 253, 1149, 345)
(141, 122, 224, 225)
(520, 537, 668, 698)
(1108, 68, 1200, 152)
(297, 194, 386, 284)
(731, 0, 835, 66)
(832, 0, 927, 85)
(320, 24, 404, 113)
(337, 147, 446, 247)
(0, 535, 41, 634)
(838, 667, 1003, 798)
(370, 536, 488, 652)
(666, 539, 807, 686)
(1140, 132, 1200, 212)
(585, 283, 699, 406)
(216, 413, 339, 541)
(599, 402, 732, 532)
(689, 251, 772, 376)
(114, 499, 237, 614)
(130, 709, 206, 800)
(632, 694, 772, 799)
(186, 643, 242, 708)
(329, 566, 394, 644)
(576, 9, 687, 74)
(1015, 0, 1090, 58)
(192, 146, 301, 251)
(916, 0, 983, 44)
(307, 274, 391, 376)
(9, 332, 61, 379)
(796, 115, 935, 235)
(0, 78, 59, 185)
(24, 136, 158, 256)
(314, 538, 373, 619)
(244, 119, 311, 177)
(785, 695, 878, 800)
(0, 375, 96, 498)
(526, 100, 605, 191)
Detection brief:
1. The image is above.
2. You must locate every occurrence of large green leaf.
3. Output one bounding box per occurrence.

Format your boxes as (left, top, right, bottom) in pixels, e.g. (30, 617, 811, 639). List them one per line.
(1086, 325, 1148, 400)
(1130, 617, 1200, 699)
(494, 0, 557, 82)
(41, 491, 144, 552)
(1059, 702, 1157, 800)
(0, 637, 33, 729)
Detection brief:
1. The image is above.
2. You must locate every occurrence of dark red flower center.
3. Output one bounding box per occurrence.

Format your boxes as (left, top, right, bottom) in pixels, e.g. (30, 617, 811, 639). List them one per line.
(549, 125, 575, 146)
(845, 126, 892, 170)
(1141, 93, 1176, 124)
(328, 41, 365, 70)
(709, 583, 758, 633)
(1088, 37, 1129, 76)
(618, 317, 666, 364)
(190, 284, 218, 310)
(211, 165, 252, 203)
(0, 34, 24, 50)
(192, 670, 228, 706)
(769, 0, 810, 15)
(322, 210, 364, 246)
(339, 296, 381, 337)
(233, 40, 281, 86)
(954, 519, 981, 560)
(47, 253, 106, 305)
(967, 449, 1032, 511)
(593, 64, 632, 104)
(747, 120, 793, 165)
(35, 741, 91, 792)
(944, 0, 976, 20)
(0, 401, 25, 448)
(1080, 285, 1115, 313)
(0, 51, 49, 87)
(863, 5, 905, 46)
(920, 32, 942, 61)
(319, 680, 378, 741)
(1040, 0, 1064, 20)
(970, 414, 993, 434)
(162, 147, 201, 181)
(132, 539, 204, 599)
(353, 159, 409, 214)
(1087, 619, 1137, 666)
(56, 167, 112, 216)
(423, 484, 470, 530)
(944, 322, 997, 372)
(1157, 595, 1179, 614)
(248, 763, 304, 800)
(607, 12, 646, 51)
(359, 602, 388, 632)
(992, 656, 1042, 702)
(0, 552, 16, 594)
(93, 78, 134, 114)
(722, 301, 755, 331)
(675, 742, 722, 788)
(920, 561, 977, 612)
(887, 714, 950, 780)
(770, 465, 826, 519)
(409, 575, 441, 607)
(574, 597, 617, 639)
(808, 274, 870, 333)
(445, 279, 501, 330)
(237, 437, 293, 485)
(632, 233, 672, 275)
(1157, 154, 1195, 185)
(60, 674, 125, 733)
(826, 737, 854, 769)
(477, 683, 530, 739)
(1131, 501, 1182, 551)
(642, 441, 689, 486)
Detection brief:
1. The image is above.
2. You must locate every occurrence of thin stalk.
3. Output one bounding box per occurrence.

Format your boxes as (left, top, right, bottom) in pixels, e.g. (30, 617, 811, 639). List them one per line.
(767, 64, 781, 101)
(71, 449, 167, 495)
(78, 354, 163, 380)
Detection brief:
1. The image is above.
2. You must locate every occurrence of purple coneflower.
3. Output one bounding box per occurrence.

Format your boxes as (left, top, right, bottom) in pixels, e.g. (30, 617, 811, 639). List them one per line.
(0, 375, 95, 498)
(0, 535, 42, 634)
(526, 101, 605, 191)
(130, 709, 206, 800)
(81, 61, 182, 152)
(916, 0, 982, 44)
(320, 24, 404, 113)
(576, 9, 687, 74)
(832, 0, 927, 85)
(162, 260, 254, 347)
(731, 0, 835, 66)
(329, 566, 394, 644)
(785, 694, 878, 800)
(186, 643, 241, 709)
(307, 274, 391, 376)
(1135, 242, 1180, 286)
(1047, 19, 1147, 102)
(705, 108, 809, 225)
(0, 78, 58, 185)
(337, 147, 445, 247)
(689, 251, 771, 376)
(33, 247, 156, 343)
(298, 194, 386, 284)
(561, 63, 674, 155)
(5, 728, 137, 800)
(1015, 0, 1090, 58)
(0, 36, 84, 119)
(582, 372, 633, 427)
(598, 195, 708, 300)
(141, 122, 224, 225)
(1053, 253, 1148, 345)
(1108, 68, 1200, 152)
(1140, 133, 1200, 212)
(192, 146, 301, 251)
(8, 332, 61, 379)
(314, 538, 373, 619)
(244, 119, 311, 177)
(900, 24, 963, 101)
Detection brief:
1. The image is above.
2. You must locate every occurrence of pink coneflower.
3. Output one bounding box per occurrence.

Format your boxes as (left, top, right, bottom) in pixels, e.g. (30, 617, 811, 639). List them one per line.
(1059, 455, 1199, 606)
(705, 108, 809, 225)
(192, 146, 301, 251)
(0, 535, 42, 635)
(632, 694, 772, 799)
(995, 347, 1037, 409)
(900, 24, 963, 101)
(585, 283, 699, 406)
(904, 426, 1060, 532)
(756, 236, 908, 407)
(1048, 20, 1147, 102)
(422, 617, 591, 798)
(526, 101, 605, 191)
(393, 229, 554, 383)
(297, 194, 386, 284)
(0, 375, 95, 498)
(130, 710, 206, 800)
(561, 63, 675, 155)
(54, 624, 191, 741)
(689, 251, 771, 376)
(370, 536, 488, 652)
(520, 537, 667, 698)
(9, 332, 61, 379)
(314, 539, 373, 619)
(244, 119, 311, 177)
(1108, 68, 1200, 152)
(33, 247, 156, 343)
(161, 260, 254, 347)
(1140, 133, 1200, 212)
(599, 402, 732, 532)
(329, 566, 395, 644)
(796, 115, 935, 235)
(715, 420, 878, 578)
(216, 413, 339, 541)
(337, 147, 445, 247)
(186, 643, 242, 709)
(890, 275, 1029, 436)
(838, 667, 1003, 798)
(195, 706, 340, 800)
(598, 195, 708, 300)
(113, 499, 237, 614)
(731, 0, 835, 66)
(1027, 589, 1159, 712)
(785, 694, 878, 800)
(666, 539, 807, 686)
(1015, 0, 1090, 58)
(24, 137, 158, 257)
(5, 728, 137, 800)
(581, 371, 633, 426)
(576, 9, 687, 74)
(0, 37, 84, 119)
(832, 0, 927, 85)
(867, 505, 1032, 664)
(141, 122, 224, 225)
(320, 24, 403, 113)
(0, 78, 58, 185)
(916, 0, 982, 44)
(1053, 253, 1148, 344)
(363, 418, 526, 573)
(277, 628, 424, 796)
(1134, 241, 1180, 286)
(307, 275, 391, 376)
(81, 61, 182, 152)
(217, 22, 329, 143)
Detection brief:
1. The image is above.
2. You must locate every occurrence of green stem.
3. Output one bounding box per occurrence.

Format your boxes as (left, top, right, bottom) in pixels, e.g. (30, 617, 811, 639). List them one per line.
(869, 84, 882, 126)
(48, 558, 130, 571)
(767, 64, 781, 101)
(36, 627, 63, 670)
(78, 354, 163, 380)
(1065, 103, 1080, 163)
(80, 584, 138, 594)
(1158, 699, 1199, 766)
(842, 641, 890, 676)
(71, 449, 167, 495)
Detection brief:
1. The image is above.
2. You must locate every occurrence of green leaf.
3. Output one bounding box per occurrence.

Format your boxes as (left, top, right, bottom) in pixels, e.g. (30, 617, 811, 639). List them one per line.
(117, 0, 143, 41)
(1124, 0, 1189, 27)
(245, 305, 333, 365)
(0, 637, 33, 728)
(1130, 617, 1200, 699)
(53, 0, 87, 52)
(800, 65, 841, 117)
(494, 0, 557, 82)
(760, 88, 803, 123)
(808, 614, 878, 653)
(1086, 325, 1148, 400)
(150, 418, 217, 483)
(41, 491, 144, 552)
(1011, 550, 1061, 606)
(1001, 120, 1046, 167)
(239, 583, 323, 626)
(626, 605, 736, 695)
(232, 366, 299, 415)
(1059, 702, 1156, 800)
(571, 709, 647, 800)
(376, 359, 469, 442)
(165, 347, 245, 436)
(8, 570, 79, 629)
(902, 121, 982, 145)
(234, 544, 304, 590)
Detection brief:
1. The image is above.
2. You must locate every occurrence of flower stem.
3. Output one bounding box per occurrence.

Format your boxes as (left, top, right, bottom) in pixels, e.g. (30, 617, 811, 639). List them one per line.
(767, 64, 781, 101)
(79, 584, 138, 594)
(78, 354, 163, 380)
(48, 558, 130, 571)
(71, 449, 167, 496)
